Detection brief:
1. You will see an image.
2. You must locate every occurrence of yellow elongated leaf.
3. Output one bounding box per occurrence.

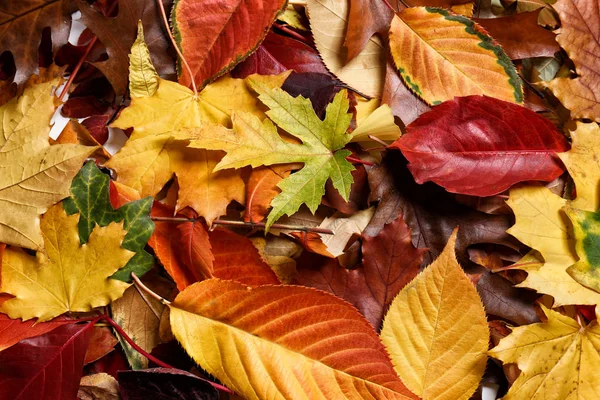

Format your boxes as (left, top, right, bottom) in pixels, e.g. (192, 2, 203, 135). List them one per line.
(380, 230, 489, 400)
(0, 79, 96, 249)
(307, 0, 386, 98)
(170, 279, 417, 400)
(389, 7, 523, 105)
(489, 306, 600, 399)
(506, 186, 600, 306)
(0, 204, 133, 322)
(129, 21, 158, 99)
(558, 122, 600, 212)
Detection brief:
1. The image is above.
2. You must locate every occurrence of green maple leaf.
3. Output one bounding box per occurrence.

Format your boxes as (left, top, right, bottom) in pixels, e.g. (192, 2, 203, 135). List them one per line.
(64, 161, 155, 281)
(187, 77, 355, 229)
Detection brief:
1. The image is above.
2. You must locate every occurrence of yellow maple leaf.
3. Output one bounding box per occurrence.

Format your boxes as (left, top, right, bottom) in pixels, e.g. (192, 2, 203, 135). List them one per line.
(0, 79, 95, 249)
(380, 230, 489, 400)
(506, 122, 600, 306)
(489, 305, 600, 399)
(105, 27, 288, 224)
(0, 204, 133, 322)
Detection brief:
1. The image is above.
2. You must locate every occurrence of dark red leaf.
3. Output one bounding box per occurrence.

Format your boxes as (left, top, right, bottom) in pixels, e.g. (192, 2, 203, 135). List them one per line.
(282, 72, 341, 117)
(0, 323, 94, 400)
(82, 114, 110, 145)
(390, 96, 569, 197)
(0, 314, 72, 353)
(118, 368, 218, 400)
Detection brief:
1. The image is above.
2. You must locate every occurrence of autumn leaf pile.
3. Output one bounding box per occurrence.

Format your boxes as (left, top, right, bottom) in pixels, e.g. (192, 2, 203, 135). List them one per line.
(1, 0, 600, 398)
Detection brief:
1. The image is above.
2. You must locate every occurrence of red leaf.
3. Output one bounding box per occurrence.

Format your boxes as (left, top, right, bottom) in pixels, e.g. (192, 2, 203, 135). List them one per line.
(0, 314, 72, 353)
(390, 96, 569, 197)
(210, 228, 281, 286)
(84, 327, 118, 365)
(173, 0, 287, 89)
(0, 323, 94, 400)
(475, 11, 560, 60)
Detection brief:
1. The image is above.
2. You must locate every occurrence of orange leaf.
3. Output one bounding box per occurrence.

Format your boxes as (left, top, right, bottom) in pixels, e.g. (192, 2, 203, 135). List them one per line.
(244, 164, 298, 223)
(170, 279, 417, 399)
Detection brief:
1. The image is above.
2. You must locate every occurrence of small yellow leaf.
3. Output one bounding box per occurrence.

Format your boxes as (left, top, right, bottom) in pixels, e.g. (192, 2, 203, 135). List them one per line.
(489, 305, 600, 399)
(558, 122, 600, 212)
(380, 230, 489, 400)
(351, 104, 401, 145)
(129, 21, 158, 99)
(0, 204, 133, 322)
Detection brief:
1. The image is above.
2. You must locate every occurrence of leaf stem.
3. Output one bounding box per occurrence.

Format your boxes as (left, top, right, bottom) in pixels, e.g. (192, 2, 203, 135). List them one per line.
(58, 37, 98, 101)
(288, 0, 307, 5)
(381, 0, 397, 12)
(272, 22, 311, 45)
(150, 217, 335, 234)
(346, 156, 374, 166)
(367, 135, 390, 147)
(491, 261, 540, 273)
(156, 0, 198, 97)
(518, 73, 545, 99)
(131, 273, 171, 305)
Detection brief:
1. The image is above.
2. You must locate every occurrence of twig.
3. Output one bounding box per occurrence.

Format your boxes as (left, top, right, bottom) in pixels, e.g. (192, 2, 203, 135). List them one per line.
(156, 0, 198, 97)
(132, 282, 163, 320)
(367, 135, 389, 147)
(151, 216, 335, 234)
(131, 273, 171, 305)
(58, 37, 98, 101)
(518, 73, 546, 99)
(491, 261, 540, 273)
(288, 0, 307, 5)
(381, 0, 396, 12)
(273, 22, 311, 45)
(346, 156, 374, 166)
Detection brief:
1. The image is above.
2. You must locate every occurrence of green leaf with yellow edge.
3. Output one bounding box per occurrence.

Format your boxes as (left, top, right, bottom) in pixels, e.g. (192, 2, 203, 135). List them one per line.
(0, 204, 133, 322)
(169, 279, 417, 400)
(489, 305, 600, 399)
(0, 79, 96, 250)
(188, 80, 355, 229)
(564, 207, 600, 293)
(389, 7, 522, 105)
(105, 27, 289, 224)
(380, 230, 489, 400)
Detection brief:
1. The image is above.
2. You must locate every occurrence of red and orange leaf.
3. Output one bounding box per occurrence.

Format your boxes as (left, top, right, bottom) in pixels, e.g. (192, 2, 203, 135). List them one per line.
(173, 0, 288, 89)
(84, 327, 118, 365)
(170, 279, 417, 399)
(244, 164, 297, 223)
(210, 228, 281, 286)
(391, 96, 569, 196)
(0, 314, 72, 353)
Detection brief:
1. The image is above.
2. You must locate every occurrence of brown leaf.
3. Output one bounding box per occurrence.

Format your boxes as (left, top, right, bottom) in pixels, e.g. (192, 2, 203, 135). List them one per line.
(381, 60, 430, 127)
(475, 11, 559, 60)
(76, 0, 175, 95)
(78, 373, 120, 400)
(365, 153, 520, 265)
(345, 0, 393, 61)
(84, 327, 118, 365)
(0, 0, 76, 86)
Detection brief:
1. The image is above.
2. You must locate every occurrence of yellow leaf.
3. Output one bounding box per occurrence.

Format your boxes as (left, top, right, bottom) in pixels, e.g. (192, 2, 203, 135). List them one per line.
(278, 5, 309, 31)
(545, 0, 600, 121)
(450, 3, 474, 17)
(170, 279, 417, 400)
(0, 79, 96, 249)
(489, 305, 600, 399)
(129, 21, 158, 99)
(558, 122, 600, 212)
(105, 31, 289, 224)
(0, 204, 133, 322)
(351, 103, 401, 145)
(389, 8, 522, 105)
(307, 0, 386, 98)
(506, 186, 600, 306)
(380, 230, 489, 400)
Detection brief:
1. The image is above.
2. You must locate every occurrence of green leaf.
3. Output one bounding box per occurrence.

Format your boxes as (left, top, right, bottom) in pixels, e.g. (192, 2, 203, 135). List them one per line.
(64, 161, 155, 281)
(188, 81, 355, 229)
(565, 206, 600, 293)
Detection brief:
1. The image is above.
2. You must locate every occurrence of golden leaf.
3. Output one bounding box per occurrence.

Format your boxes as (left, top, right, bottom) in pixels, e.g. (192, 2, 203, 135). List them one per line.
(489, 306, 600, 399)
(380, 230, 489, 400)
(0, 204, 133, 322)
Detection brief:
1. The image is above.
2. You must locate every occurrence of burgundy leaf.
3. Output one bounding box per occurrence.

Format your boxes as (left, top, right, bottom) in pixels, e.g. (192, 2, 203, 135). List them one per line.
(118, 368, 218, 400)
(391, 96, 569, 197)
(0, 323, 94, 400)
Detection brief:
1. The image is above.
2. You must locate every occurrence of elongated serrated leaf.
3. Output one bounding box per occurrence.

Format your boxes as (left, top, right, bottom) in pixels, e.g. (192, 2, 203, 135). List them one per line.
(389, 7, 522, 105)
(188, 82, 355, 229)
(64, 162, 154, 281)
(129, 21, 158, 98)
(170, 279, 417, 400)
(381, 231, 489, 400)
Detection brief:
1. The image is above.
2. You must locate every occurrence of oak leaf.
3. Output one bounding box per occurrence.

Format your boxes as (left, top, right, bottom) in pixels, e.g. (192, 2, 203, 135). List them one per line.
(389, 7, 523, 105)
(0, 204, 133, 322)
(0, 0, 76, 86)
(0, 79, 95, 250)
(172, 0, 287, 89)
(391, 96, 569, 197)
(189, 81, 355, 229)
(381, 230, 489, 400)
(489, 306, 600, 399)
(306, 0, 386, 97)
(170, 279, 417, 399)
(545, 0, 600, 121)
(105, 29, 288, 224)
